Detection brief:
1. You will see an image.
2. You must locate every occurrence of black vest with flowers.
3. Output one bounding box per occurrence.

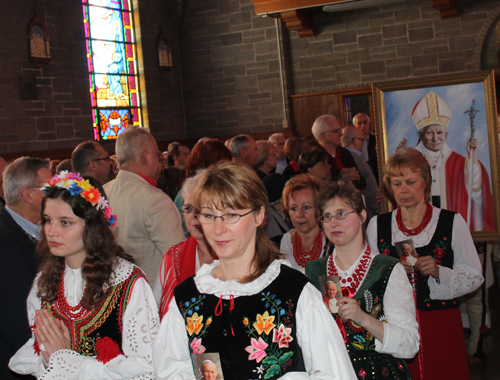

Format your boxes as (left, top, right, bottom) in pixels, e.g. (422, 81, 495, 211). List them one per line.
(377, 209, 459, 311)
(42, 267, 144, 357)
(174, 264, 307, 380)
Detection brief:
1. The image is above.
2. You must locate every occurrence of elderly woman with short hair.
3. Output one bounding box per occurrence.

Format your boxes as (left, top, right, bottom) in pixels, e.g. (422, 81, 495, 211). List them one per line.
(366, 147, 483, 380)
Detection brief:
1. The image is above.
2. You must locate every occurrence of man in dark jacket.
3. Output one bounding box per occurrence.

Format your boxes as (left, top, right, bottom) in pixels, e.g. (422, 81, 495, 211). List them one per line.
(311, 114, 366, 190)
(0, 157, 51, 379)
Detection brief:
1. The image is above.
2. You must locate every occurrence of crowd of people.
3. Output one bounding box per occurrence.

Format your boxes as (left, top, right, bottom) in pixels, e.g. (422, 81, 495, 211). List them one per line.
(0, 111, 485, 379)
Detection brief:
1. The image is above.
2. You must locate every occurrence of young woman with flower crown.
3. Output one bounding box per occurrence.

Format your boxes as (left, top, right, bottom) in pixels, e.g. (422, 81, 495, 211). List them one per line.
(9, 172, 159, 379)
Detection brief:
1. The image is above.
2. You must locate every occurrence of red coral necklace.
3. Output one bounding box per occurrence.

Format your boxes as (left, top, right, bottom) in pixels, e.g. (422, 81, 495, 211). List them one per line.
(293, 230, 323, 268)
(396, 203, 433, 236)
(55, 268, 88, 319)
(327, 246, 371, 296)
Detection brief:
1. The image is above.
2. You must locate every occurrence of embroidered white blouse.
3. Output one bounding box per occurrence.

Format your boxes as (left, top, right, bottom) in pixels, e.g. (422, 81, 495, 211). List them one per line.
(9, 258, 160, 380)
(153, 259, 357, 380)
(366, 207, 484, 300)
(328, 246, 419, 359)
(280, 231, 328, 273)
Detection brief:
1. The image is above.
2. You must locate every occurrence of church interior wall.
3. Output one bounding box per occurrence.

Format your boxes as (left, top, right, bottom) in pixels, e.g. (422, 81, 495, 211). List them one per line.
(0, 0, 498, 157)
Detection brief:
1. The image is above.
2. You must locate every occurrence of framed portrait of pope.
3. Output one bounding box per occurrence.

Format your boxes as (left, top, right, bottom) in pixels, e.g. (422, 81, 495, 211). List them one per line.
(373, 71, 500, 240)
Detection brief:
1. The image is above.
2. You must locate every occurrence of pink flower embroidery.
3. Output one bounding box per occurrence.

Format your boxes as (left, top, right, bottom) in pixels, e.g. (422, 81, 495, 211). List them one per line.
(245, 337, 268, 363)
(272, 324, 293, 348)
(190, 337, 206, 354)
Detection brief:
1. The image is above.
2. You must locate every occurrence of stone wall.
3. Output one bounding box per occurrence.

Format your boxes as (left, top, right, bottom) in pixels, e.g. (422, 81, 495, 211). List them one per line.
(0, 0, 185, 156)
(1, 0, 499, 155)
(178, 0, 285, 139)
(288, 0, 500, 94)
(177, 0, 500, 139)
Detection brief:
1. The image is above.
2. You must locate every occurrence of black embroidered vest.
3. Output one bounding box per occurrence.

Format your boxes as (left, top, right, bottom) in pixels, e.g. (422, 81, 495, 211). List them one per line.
(377, 209, 459, 311)
(42, 267, 144, 355)
(306, 254, 410, 380)
(174, 264, 307, 380)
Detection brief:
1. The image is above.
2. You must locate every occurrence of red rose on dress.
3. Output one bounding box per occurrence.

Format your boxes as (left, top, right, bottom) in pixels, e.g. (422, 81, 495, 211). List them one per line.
(383, 249, 390, 255)
(434, 259, 441, 265)
(434, 248, 445, 258)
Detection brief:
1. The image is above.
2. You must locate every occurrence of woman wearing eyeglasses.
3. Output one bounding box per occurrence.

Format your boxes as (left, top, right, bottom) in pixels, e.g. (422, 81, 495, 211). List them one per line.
(280, 174, 329, 273)
(305, 180, 419, 380)
(155, 170, 216, 318)
(153, 161, 357, 379)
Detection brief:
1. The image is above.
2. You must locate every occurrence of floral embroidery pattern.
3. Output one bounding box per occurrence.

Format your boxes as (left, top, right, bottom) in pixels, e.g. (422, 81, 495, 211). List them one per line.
(379, 239, 391, 256)
(180, 296, 212, 355)
(348, 290, 385, 351)
(432, 237, 448, 265)
(243, 292, 295, 379)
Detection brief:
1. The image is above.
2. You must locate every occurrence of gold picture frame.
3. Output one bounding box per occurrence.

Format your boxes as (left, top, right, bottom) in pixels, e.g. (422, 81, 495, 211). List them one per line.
(372, 71, 499, 241)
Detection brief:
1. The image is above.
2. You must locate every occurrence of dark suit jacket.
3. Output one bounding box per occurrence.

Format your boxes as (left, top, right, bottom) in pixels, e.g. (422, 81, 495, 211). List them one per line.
(367, 133, 379, 183)
(321, 146, 366, 190)
(0, 207, 38, 379)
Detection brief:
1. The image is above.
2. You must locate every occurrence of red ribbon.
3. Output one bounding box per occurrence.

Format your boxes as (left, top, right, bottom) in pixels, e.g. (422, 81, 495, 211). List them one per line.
(215, 294, 236, 337)
(335, 314, 348, 344)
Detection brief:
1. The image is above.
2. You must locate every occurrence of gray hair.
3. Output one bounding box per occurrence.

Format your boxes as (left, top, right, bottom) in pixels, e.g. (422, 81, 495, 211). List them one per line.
(353, 113, 370, 125)
(256, 140, 273, 168)
(71, 141, 101, 174)
(268, 133, 285, 143)
(3, 157, 50, 206)
(116, 127, 154, 166)
(182, 169, 205, 197)
(229, 135, 251, 158)
(312, 115, 338, 141)
(341, 126, 358, 147)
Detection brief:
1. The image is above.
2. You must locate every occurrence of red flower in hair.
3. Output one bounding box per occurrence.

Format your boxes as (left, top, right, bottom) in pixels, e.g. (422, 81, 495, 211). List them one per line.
(434, 248, 445, 259)
(95, 337, 122, 363)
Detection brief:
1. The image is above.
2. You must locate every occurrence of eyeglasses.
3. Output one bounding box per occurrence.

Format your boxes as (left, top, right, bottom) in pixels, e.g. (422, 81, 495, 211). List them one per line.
(181, 205, 195, 214)
(91, 156, 112, 163)
(318, 211, 356, 223)
(195, 207, 258, 224)
(159, 158, 167, 163)
(26, 185, 43, 191)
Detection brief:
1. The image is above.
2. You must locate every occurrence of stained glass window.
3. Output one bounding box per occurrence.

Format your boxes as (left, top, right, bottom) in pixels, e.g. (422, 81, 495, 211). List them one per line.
(82, 0, 142, 141)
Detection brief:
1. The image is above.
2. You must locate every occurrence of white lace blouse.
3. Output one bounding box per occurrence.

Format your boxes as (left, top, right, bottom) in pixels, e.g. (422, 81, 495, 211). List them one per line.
(153, 259, 357, 380)
(366, 207, 484, 300)
(9, 258, 160, 380)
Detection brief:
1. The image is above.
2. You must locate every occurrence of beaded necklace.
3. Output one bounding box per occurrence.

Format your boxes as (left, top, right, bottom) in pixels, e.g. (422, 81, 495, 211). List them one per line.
(55, 268, 88, 320)
(396, 203, 433, 236)
(292, 230, 323, 268)
(327, 246, 371, 296)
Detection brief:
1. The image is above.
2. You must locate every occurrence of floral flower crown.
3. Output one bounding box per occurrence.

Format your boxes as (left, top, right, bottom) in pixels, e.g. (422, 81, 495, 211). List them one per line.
(42, 171, 117, 227)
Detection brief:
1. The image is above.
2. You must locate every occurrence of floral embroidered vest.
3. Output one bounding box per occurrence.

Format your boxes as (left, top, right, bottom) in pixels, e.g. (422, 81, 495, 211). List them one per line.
(377, 209, 459, 311)
(174, 264, 307, 380)
(306, 254, 410, 380)
(42, 267, 144, 356)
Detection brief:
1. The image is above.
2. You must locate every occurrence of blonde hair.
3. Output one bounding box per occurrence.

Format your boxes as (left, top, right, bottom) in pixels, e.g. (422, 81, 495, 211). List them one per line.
(193, 161, 281, 282)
